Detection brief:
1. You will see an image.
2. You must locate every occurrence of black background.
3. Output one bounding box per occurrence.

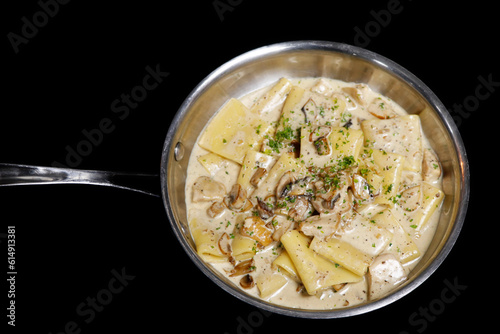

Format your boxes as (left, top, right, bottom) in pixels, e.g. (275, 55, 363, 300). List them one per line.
(1, 0, 494, 333)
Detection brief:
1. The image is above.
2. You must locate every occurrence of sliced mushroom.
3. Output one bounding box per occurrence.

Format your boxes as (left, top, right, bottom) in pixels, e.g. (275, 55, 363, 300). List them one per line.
(312, 179, 338, 207)
(309, 126, 332, 142)
(218, 232, 232, 256)
(271, 215, 294, 241)
(351, 174, 371, 201)
(314, 137, 331, 156)
(301, 98, 316, 124)
(367, 98, 397, 119)
(313, 180, 324, 192)
(240, 199, 254, 212)
(288, 176, 313, 197)
(264, 195, 277, 208)
(241, 216, 274, 247)
(422, 149, 442, 182)
(288, 196, 313, 222)
(312, 185, 351, 215)
(192, 176, 226, 202)
(324, 192, 341, 210)
(289, 139, 301, 158)
(276, 171, 297, 199)
(229, 258, 255, 277)
(218, 233, 235, 266)
(317, 171, 353, 214)
(336, 189, 353, 214)
(314, 175, 338, 201)
(207, 201, 226, 218)
(342, 85, 366, 106)
(275, 176, 314, 217)
(239, 274, 255, 289)
(256, 197, 274, 220)
(298, 214, 340, 239)
(224, 183, 250, 211)
(309, 126, 332, 156)
(311, 195, 330, 215)
(250, 167, 268, 188)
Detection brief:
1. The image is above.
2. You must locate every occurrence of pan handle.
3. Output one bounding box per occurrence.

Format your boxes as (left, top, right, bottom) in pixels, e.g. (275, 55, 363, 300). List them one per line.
(0, 163, 160, 197)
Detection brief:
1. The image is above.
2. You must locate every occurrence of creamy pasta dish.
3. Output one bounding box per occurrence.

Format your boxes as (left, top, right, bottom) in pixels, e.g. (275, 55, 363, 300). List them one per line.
(185, 77, 443, 309)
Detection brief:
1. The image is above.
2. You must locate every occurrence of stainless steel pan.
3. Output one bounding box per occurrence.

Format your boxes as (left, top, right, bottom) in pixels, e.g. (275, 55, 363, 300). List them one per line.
(0, 41, 470, 318)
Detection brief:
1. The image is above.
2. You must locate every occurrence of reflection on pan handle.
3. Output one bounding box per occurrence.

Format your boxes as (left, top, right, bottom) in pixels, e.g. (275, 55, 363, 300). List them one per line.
(0, 163, 160, 197)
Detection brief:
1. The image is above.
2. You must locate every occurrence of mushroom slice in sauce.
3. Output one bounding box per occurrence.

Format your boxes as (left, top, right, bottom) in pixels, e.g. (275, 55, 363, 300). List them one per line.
(309, 126, 332, 142)
(298, 214, 340, 239)
(250, 167, 268, 188)
(328, 173, 353, 214)
(311, 195, 329, 215)
(314, 137, 331, 156)
(326, 192, 343, 211)
(367, 98, 397, 119)
(351, 174, 371, 201)
(301, 98, 316, 123)
(289, 139, 301, 159)
(312, 183, 351, 215)
(239, 274, 255, 289)
(241, 216, 274, 247)
(276, 171, 298, 199)
(342, 85, 366, 106)
(207, 201, 226, 218)
(256, 197, 274, 220)
(218, 232, 232, 256)
(309, 126, 332, 156)
(192, 176, 226, 202)
(288, 176, 313, 197)
(218, 232, 235, 266)
(422, 149, 442, 182)
(288, 196, 313, 222)
(271, 215, 294, 241)
(229, 258, 256, 277)
(224, 183, 250, 211)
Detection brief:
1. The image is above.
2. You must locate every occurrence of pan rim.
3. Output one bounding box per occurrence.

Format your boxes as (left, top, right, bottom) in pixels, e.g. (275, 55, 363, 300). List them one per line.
(160, 40, 470, 318)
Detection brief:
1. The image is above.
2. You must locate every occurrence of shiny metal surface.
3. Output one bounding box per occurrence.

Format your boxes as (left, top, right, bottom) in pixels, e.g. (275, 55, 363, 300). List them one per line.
(160, 40, 470, 318)
(0, 163, 160, 197)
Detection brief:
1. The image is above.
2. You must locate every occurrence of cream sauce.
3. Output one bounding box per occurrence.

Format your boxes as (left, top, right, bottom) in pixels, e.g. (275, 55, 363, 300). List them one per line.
(185, 77, 443, 310)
